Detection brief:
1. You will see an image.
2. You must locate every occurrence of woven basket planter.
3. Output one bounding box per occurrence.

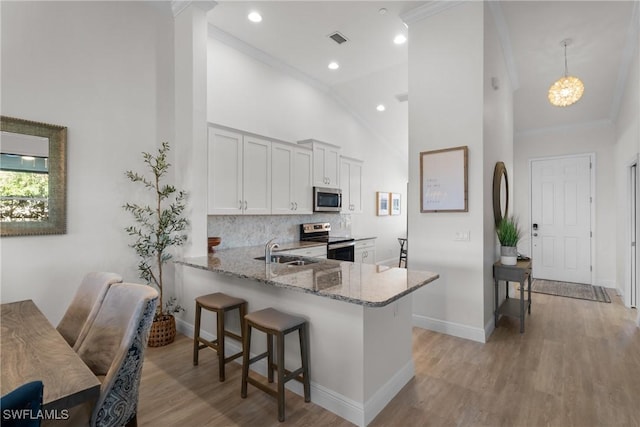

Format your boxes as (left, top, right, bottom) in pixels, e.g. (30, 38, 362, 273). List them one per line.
(148, 314, 176, 347)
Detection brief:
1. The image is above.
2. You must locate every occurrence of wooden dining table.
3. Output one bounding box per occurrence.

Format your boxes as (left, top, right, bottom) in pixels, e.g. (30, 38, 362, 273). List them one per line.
(1, 300, 100, 411)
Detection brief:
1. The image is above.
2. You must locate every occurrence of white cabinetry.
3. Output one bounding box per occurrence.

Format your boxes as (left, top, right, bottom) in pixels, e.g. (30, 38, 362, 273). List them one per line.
(208, 126, 271, 215)
(298, 139, 340, 188)
(355, 239, 376, 264)
(271, 142, 313, 215)
(279, 245, 327, 259)
(340, 156, 363, 213)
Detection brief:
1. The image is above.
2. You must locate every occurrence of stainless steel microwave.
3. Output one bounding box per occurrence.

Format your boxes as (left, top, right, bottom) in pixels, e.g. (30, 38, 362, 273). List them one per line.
(313, 187, 342, 212)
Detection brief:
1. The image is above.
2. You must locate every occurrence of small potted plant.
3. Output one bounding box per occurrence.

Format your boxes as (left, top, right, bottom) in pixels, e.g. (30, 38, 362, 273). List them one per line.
(123, 142, 188, 347)
(496, 216, 521, 266)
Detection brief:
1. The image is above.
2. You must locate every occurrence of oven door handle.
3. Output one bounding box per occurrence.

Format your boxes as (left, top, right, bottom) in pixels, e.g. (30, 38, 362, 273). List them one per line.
(328, 241, 356, 250)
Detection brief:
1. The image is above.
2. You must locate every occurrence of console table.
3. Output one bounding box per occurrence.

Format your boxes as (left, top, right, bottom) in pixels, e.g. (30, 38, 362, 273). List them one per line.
(493, 260, 532, 333)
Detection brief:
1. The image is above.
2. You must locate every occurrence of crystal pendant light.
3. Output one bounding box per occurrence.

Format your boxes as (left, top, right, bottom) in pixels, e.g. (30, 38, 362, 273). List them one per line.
(548, 39, 585, 107)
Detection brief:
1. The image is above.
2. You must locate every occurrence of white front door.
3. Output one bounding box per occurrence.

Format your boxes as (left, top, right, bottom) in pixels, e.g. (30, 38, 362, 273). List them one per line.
(530, 155, 593, 284)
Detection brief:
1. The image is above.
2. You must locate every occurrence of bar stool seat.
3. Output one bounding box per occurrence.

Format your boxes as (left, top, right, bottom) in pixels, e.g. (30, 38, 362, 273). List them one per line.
(193, 292, 247, 382)
(241, 307, 310, 422)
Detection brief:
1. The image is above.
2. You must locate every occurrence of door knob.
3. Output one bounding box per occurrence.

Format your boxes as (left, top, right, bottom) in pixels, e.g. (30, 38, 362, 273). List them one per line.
(533, 233, 538, 237)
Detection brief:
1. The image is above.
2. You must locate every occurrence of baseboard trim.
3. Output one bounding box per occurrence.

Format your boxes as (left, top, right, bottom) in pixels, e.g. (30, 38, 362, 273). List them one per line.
(412, 314, 486, 343)
(363, 359, 414, 426)
(176, 318, 407, 427)
(484, 317, 495, 341)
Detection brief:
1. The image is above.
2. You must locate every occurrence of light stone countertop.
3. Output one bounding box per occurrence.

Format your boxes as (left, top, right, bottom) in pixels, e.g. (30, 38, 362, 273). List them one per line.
(176, 244, 439, 307)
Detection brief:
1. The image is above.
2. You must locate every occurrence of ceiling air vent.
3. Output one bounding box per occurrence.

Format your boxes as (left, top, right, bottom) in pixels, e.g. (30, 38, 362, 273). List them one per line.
(395, 93, 408, 103)
(328, 32, 348, 45)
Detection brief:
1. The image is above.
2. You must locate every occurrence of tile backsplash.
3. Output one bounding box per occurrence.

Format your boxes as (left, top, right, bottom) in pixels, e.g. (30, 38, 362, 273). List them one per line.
(207, 214, 352, 249)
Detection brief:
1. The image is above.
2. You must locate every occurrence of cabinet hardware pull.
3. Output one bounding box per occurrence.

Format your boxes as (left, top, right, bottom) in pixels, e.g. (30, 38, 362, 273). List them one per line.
(244, 201, 248, 210)
(294, 202, 298, 210)
(239, 200, 243, 209)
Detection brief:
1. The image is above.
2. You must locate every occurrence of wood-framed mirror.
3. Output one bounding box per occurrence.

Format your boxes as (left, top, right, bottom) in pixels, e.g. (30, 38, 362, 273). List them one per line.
(1, 116, 67, 236)
(493, 161, 509, 227)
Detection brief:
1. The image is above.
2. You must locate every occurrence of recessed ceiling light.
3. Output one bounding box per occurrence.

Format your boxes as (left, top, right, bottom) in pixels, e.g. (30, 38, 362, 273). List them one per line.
(376, 104, 386, 112)
(328, 62, 339, 70)
(378, 8, 388, 15)
(248, 11, 262, 23)
(394, 34, 407, 45)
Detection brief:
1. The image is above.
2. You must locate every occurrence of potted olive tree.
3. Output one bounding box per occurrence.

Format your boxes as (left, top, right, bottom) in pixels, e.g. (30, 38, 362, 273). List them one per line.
(496, 216, 521, 266)
(123, 142, 188, 347)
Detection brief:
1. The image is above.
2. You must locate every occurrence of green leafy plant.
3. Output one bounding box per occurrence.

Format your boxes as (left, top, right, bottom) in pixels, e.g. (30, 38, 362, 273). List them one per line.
(123, 142, 188, 318)
(496, 216, 521, 247)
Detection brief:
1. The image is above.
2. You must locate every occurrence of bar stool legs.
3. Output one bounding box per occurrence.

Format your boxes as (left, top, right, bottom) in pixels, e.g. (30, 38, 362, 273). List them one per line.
(241, 308, 310, 422)
(398, 238, 408, 268)
(193, 292, 247, 382)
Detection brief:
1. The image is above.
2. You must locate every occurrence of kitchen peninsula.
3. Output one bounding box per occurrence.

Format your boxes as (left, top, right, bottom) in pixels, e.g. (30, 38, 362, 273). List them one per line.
(176, 244, 438, 427)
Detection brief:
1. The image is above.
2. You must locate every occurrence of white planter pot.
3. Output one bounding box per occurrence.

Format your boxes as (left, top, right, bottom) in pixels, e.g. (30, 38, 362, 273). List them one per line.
(500, 246, 518, 265)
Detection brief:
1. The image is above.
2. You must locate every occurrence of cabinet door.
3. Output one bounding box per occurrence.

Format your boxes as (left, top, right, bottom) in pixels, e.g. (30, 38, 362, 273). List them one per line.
(349, 161, 362, 213)
(340, 160, 351, 213)
(293, 148, 313, 214)
(312, 145, 327, 187)
(325, 147, 340, 187)
(364, 249, 376, 264)
(243, 136, 271, 214)
(208, 127, 243, 214)
(271, 142, 294, 214)
(340, 158, 363, 213)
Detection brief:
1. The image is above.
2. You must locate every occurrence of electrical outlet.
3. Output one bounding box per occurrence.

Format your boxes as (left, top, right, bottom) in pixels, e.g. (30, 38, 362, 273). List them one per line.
(454, 231, 470, 241)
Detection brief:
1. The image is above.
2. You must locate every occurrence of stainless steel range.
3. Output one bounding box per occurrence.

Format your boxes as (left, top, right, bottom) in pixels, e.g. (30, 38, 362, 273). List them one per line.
(300, 222, 355, 262)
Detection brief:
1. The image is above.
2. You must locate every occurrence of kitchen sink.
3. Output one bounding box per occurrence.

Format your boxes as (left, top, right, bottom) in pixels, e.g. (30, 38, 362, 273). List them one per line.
(254, 255, 319, 266)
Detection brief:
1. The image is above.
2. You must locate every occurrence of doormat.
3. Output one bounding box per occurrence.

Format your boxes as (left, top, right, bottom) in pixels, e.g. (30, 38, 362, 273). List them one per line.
(531, 279, 611, 303)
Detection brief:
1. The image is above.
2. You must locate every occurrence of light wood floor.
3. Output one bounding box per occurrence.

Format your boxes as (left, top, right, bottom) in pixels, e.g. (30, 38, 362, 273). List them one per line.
(138, 293, 640, 426)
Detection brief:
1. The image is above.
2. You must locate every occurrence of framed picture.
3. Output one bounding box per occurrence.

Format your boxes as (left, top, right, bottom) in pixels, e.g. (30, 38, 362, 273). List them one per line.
(390, 193, 401, 215)
(420, 146, 468, 212)
(376, 192, 390, 216)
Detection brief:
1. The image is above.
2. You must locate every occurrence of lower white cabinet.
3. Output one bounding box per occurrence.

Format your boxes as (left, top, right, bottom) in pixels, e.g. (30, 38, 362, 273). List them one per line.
(355, 239, 376, 264)
(279, 245, 327, 259)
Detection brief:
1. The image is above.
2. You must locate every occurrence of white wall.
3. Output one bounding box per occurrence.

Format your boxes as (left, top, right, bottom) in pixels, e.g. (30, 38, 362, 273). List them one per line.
(0, 1, 174, 323)
(514, 123, 617, 288)
(206, 34, 408, 263)
(613, 25, 639, 305)
(482, 4, 515, 330)
(408, 2, 488, 341)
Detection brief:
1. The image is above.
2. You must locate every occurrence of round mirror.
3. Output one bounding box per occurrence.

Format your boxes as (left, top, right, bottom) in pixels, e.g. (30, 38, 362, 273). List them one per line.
(493, 161, 509, 226)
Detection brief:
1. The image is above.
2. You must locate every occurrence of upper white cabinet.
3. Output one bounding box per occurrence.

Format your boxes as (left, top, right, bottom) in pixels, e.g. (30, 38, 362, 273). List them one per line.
(298, 139, 340, 188)
(340, 156, 363, 213)
(208, 126, 271, 215)
(271, 142, 313, 215)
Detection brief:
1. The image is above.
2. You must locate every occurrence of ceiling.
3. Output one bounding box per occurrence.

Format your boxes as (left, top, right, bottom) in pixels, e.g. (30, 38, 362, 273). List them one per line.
(207, 1, 639, 153)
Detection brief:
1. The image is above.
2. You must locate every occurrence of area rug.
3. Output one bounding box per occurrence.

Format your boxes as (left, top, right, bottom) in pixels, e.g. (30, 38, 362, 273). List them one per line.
(531, 279, 611, 303)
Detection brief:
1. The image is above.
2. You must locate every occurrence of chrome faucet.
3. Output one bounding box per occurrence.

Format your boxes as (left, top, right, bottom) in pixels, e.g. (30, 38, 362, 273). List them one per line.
(265, 238, 279, 264)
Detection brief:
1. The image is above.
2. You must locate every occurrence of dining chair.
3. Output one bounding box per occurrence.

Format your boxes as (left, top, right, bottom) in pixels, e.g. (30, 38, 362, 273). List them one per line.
(56, 272, 123, 349)
(0, 380, 43, 427)
(63, 283, 158, 427)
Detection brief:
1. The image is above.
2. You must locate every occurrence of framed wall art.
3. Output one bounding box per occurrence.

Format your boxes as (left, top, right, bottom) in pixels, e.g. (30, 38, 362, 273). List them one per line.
(376, 192, 389, 216)
(390, 193, 401, 215)
(420, 146, 468, 213)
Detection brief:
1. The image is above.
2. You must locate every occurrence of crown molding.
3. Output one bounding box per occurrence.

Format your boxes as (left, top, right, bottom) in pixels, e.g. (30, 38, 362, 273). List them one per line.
(610, 0, 639, 122)
(172, 1, 217, 18)
(515, 118, 613, 139)
(399, 1, 464, 25)
(487, 1, 520, 91)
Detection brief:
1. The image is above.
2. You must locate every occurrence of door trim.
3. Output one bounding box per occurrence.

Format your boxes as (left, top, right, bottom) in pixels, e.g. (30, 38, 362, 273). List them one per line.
(626, 154, 639, 308)
(528, 153, 596, 285)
